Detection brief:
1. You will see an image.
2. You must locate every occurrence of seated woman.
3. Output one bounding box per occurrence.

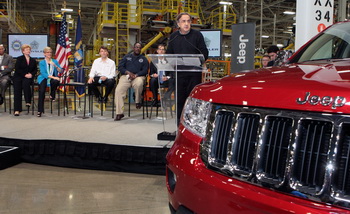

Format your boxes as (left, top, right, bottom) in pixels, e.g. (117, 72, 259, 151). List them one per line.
(37, 47, 62, 117)
(13, 44, 37, 116)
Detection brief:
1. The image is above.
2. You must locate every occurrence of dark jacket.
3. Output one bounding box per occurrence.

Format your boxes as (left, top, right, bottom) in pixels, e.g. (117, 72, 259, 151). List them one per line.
(0, 53, 14, 76)
(13, 55, 37, 79)
(166, 29, 209, 61)
(150, 58, 174, 78)
(118, 53, 149, 76)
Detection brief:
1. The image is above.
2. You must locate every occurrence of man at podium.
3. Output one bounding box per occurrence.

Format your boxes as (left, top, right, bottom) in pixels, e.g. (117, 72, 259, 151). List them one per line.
(166, 12, 209, 124)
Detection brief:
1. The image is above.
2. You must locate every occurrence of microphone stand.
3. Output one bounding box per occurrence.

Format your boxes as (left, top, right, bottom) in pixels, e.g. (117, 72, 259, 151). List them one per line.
(74, 67, 89, 119)
(62, 68, 76, 116)
(61, 67, 89, 119)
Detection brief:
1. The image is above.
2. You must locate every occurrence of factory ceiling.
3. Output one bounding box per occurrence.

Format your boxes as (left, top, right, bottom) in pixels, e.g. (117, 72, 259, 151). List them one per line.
(1, 0, 339, 52)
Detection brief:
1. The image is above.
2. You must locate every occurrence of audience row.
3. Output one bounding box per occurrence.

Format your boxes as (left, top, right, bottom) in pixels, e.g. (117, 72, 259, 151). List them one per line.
(0, 43, 171, 120)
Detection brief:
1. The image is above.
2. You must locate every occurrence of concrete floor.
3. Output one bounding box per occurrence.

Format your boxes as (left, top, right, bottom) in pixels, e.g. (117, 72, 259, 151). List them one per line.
(0, 163, 169, 214)
(0, 95, 175, 214)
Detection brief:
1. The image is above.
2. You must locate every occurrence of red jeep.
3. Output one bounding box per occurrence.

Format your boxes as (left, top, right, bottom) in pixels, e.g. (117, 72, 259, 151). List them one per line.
(166, 21, 350, 213)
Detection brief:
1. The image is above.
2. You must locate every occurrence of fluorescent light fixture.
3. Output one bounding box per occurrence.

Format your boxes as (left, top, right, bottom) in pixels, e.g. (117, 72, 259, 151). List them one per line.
(220, 1, 233, 5)
(61, 8, 73, 12)
(283, 11, 295, 15)
(261, 35, 269, 38)
(277, 44, 284, 48)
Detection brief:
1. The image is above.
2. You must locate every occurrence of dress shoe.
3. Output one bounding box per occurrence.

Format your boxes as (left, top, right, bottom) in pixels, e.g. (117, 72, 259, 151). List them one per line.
(14, 111, 20, 116)
(26, 103, 31, 112)
(50, 95, 56, 101)
(0, 95, 3, 105)
(114, 114, 124, 121)
(37, 112, 42, 117)
(136, 103, 142, 109)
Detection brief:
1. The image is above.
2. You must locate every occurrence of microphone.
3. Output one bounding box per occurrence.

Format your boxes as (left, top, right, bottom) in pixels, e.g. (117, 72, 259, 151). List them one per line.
(184, 36, 206, 65)
(184, 36, 204, 57)
(167, 33, 179, 46)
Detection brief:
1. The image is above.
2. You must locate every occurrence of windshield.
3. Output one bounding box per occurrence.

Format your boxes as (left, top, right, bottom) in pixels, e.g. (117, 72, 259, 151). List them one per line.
(290, 22, 350, 63)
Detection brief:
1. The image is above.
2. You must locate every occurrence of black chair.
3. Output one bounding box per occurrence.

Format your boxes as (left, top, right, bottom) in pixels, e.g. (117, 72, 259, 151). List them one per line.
(149, 81, 174, 119)
(2, 80, 12, 114)
(61, 82, 88, 117)
(88, 83, 115, 118)
(127, 81, 148, 119)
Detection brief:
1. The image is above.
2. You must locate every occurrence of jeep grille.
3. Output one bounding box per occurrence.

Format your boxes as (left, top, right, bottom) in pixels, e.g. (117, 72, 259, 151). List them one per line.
(201, 105, 350, 209)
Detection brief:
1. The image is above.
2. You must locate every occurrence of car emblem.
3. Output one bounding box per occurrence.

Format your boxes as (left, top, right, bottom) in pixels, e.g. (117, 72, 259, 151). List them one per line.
(296, 92, 346, 109)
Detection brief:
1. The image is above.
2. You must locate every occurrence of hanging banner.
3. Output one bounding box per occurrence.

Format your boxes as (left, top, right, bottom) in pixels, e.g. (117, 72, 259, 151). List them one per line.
(295, 0, 334, 50)
(231, 22, 255, 73)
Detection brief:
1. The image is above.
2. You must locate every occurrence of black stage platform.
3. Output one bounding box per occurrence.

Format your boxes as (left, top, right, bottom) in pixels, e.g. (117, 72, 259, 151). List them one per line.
(0, 137, 169, 175)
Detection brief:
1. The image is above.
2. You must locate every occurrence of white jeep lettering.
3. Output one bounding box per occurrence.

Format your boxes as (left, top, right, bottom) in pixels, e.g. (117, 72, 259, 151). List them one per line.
(237, 34, 249, 64)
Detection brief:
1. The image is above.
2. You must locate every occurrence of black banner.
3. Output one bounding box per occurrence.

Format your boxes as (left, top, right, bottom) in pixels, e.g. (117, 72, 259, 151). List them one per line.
(231, 23, 256, 73)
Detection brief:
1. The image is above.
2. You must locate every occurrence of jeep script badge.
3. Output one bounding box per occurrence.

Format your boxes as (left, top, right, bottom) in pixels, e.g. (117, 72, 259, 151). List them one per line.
(296, 92, 346, 109)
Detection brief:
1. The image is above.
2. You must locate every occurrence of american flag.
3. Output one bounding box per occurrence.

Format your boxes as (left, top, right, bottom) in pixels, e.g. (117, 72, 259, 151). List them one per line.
(55, 13, 72, 85)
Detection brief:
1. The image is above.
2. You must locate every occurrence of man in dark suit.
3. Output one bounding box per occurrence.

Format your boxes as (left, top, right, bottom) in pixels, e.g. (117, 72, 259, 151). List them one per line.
(0, 44, 14, 105)
(149, 44, 175, 106)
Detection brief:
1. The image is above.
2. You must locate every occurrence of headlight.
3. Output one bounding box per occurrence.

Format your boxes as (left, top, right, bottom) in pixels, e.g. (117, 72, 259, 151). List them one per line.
(182, 97, 212, 137)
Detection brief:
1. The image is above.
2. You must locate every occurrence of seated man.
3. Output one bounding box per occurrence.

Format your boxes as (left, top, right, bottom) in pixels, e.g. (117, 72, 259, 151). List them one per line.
(150, 44, 175, 107)
(0, 44, 14, 105)
(88, 46, 116, 103)
(114, 42, 149, 121)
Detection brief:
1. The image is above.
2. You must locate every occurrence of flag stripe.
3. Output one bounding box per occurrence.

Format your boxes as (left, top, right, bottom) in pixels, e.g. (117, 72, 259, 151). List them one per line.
(55, 13, 72, 87)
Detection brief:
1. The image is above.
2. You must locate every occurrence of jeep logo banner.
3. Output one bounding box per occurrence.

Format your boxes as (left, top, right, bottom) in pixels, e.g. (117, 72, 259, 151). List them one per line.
(231, 22, 256, 73)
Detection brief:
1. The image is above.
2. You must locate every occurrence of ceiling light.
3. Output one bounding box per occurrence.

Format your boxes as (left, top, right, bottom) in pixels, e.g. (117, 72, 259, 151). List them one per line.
(277, 44, 284, 48)
(261, 35, 269, 38)
(219, 1, 233, 5)
(283, 11, 295, 15)
(61, 8, 73, 12)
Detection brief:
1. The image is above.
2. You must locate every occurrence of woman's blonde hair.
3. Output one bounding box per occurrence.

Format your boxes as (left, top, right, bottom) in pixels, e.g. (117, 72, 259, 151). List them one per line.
(21, 44, 31, 52)
(43, 47, 52, 53)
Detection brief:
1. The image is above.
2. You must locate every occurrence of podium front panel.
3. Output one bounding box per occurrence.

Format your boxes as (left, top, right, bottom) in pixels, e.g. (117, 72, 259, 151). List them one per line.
(147, 54, 207, 139)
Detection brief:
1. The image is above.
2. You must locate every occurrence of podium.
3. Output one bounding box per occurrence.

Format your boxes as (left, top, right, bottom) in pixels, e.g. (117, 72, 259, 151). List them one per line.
(147, 54, 206, 141)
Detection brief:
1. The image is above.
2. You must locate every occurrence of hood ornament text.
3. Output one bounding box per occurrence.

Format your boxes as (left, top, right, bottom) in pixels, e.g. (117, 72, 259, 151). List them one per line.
(296, 92, 346, 109)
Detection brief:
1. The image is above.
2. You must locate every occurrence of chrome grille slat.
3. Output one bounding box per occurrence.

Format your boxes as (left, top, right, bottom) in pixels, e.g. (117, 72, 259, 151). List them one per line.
(231, 113, 259, 174)
(201, 105, 350, 209)
(209, 111, 234, 165)
(293, 120, 331, 192)
(334, 123, 350, 196)
(259, 116, 292, 182)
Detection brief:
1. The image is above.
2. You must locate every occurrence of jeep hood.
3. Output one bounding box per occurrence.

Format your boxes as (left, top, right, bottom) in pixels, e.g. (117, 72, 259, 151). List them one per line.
(191, 59, 350, 113)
